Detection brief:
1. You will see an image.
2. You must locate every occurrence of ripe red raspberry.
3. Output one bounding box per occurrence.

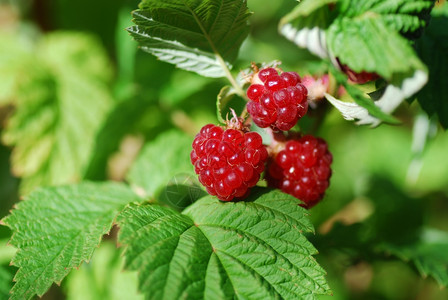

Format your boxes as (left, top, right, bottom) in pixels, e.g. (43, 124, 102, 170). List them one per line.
(246, 67, 308, 131)
(191, 123, 268, 201)
(266, 134, 332, 208)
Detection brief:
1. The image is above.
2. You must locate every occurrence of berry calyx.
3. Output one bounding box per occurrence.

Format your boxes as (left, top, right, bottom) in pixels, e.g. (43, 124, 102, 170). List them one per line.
(246, 67, 308, 131)
(301, 74, 330, 103)
(191, 122, 268, 201)
(266, 134, 332, 208)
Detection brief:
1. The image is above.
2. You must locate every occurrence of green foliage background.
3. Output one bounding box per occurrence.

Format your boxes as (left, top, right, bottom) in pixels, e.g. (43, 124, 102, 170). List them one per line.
(0, 0, 447, 299)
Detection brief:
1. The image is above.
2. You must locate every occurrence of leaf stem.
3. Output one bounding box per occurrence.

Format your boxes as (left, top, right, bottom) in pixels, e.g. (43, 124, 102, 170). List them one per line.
(215, 53, 246, 98)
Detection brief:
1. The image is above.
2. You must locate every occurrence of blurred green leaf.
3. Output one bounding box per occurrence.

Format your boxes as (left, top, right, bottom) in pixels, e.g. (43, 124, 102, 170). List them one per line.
(51, 0, 124, 50)
(118, 188, 331, 299)
(0, 239, 16, 265)
(314, 121, 448, 229)
(363, 179, 424, 244)
(312, 178, 448, 287)
(133, 51, 176, 95)
(0, 144, 19, 219)
(314, 178, 424, 250)
(126, 130, 194, 198)
(0, 264, 15, 299)
(0, 33, 32, 106)
(380, 228, 448, 287)
(159, 70, 210, 106)
(416, 130, 448, 193)
(128, 0, 251, 77)
(37, 32, 113, 83)
(114, 5, 139, 100)
(84, 96, 167, 181)
(2, 181, 141, 300)
(416, 10, 448, 128)
(2, 32, 113, 194)
(65, 241, 143, 300)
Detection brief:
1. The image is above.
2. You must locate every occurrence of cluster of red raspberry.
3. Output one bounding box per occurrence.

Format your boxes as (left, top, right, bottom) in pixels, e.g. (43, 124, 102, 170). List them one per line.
(190, 67, 333, 208)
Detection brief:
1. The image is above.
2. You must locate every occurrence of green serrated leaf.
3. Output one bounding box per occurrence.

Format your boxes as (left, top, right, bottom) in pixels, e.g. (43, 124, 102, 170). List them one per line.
(380, 228, 448, 287)
(281, 0, 430, 127)
(281, 0, 430, 82)
(128, 0, 251, 77)
(1, 32, 113, 195)
(322, 10, 430, 126)
(338, 0, 435, 38)
(118, 188, 331, 299)
(2, 181, 141, 300)
(327, 15, 425, 80)
(126, 130, 195, 198)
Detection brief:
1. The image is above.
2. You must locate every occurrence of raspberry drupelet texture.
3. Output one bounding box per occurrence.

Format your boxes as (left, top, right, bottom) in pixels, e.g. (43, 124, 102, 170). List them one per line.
(266, 134, 332, 208)
(191, 124, 268, 201)
(246, 67, 308, 131)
